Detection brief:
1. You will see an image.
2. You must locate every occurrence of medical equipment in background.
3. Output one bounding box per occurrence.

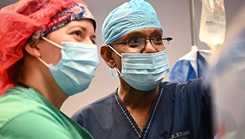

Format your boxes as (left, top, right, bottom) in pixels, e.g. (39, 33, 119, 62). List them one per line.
(169, 0, 213, 82)
(199, 0, 226, 50)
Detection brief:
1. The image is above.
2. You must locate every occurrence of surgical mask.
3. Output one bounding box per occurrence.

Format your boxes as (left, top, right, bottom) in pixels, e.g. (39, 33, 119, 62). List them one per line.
(39, 37, 99, 96)
(108, 45, 169, 91)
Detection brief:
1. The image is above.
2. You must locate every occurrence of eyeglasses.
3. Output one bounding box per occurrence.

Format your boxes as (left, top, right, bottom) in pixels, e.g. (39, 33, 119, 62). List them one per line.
(109, 36, 172, 50)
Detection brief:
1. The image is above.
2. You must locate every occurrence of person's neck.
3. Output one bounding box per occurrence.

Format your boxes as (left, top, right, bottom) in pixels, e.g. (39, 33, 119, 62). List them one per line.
(19, 57, 68, 109)
(118, 85, 159, 109)
(19, 74, 68, 109)
(118, 83, 159, 131)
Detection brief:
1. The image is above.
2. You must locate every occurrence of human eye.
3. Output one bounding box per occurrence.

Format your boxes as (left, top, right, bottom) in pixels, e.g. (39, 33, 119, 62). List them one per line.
(127, 37, 140, 48)
(152, 36, 163, 45)
(70, 30, 84, 41)
(71, 30, 82, 36)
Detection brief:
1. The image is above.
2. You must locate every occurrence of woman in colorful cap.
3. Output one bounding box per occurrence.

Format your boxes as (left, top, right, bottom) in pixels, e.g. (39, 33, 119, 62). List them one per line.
(0, 0, 98, 138)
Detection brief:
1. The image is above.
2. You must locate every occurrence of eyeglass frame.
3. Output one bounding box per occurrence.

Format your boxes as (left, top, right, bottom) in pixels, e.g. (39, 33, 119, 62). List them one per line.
(108, 36, 172, 49)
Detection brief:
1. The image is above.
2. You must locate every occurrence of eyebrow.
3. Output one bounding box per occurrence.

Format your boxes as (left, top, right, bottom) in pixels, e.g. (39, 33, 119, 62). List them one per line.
(123, 31, 143, 38)
(150, 30, 162, 36)
(67, 25, 87, 32)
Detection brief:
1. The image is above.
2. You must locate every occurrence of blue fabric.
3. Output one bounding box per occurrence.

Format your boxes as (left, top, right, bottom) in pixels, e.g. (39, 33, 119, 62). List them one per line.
(169, 50, 211, 82)
(169, 60, 197, 82)
(72, 79, 213, 139)
(197, 51, 209, 77)
(102, 0, 162, 44)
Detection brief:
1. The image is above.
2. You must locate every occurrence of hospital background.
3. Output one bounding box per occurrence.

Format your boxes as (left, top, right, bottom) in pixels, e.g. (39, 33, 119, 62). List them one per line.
(0, 0, 244, 117)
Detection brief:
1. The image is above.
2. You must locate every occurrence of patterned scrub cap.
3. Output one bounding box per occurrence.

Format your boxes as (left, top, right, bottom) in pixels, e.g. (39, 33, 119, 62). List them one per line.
(29, 3, 96, 42)
(102, 0, 163, 44)
(0, 0, 95, 95)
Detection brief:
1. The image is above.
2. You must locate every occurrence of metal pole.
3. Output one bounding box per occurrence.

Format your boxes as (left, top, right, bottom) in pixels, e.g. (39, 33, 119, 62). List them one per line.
(189, 0, 197, 48)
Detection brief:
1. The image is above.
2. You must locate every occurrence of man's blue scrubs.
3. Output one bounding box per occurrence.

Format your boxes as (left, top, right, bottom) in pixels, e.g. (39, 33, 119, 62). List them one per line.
(72, 79, 213, 139)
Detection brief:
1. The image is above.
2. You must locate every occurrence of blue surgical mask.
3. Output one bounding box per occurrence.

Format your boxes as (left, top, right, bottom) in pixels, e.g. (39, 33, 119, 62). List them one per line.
(108, 45, 169, 91)
(39, 37, 99, 96)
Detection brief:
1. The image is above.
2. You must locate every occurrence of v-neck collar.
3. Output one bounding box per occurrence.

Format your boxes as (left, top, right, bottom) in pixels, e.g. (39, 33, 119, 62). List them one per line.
(114, 87, 164, 139)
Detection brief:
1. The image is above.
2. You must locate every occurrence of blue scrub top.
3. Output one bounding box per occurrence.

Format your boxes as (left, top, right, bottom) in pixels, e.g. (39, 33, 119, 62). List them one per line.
(72, 78, 213, 139)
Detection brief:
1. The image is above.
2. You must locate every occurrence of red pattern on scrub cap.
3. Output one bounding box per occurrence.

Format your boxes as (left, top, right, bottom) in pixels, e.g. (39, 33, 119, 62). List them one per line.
(0, 0, 95, 95)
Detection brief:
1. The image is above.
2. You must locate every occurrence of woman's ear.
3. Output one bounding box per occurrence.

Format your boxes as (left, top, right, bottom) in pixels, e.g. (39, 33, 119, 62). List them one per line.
(24, 44, 41, 58)
(100, 44, 116, 68)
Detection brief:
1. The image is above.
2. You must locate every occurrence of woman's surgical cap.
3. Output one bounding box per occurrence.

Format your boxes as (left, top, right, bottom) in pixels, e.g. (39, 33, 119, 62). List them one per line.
(0, 0, 95, 95)
(102, 0, 163, 44)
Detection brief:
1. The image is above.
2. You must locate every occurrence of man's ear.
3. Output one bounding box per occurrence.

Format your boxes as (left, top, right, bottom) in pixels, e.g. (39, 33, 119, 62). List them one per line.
(24, 44, 41, 58)
(100, 44, 116, 68)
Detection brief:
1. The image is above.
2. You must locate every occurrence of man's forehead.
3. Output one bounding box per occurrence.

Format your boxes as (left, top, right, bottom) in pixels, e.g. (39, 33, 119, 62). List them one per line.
(119, 28, 162, 39)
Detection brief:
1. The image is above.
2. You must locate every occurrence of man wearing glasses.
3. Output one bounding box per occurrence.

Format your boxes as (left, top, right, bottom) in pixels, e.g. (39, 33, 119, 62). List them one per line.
(72, 0, 213, 139)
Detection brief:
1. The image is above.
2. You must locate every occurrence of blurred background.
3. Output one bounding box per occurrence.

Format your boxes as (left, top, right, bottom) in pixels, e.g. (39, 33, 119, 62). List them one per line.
(0, 0, 244, 117)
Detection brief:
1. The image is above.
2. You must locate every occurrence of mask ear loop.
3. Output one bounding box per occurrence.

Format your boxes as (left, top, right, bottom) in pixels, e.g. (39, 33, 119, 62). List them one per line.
(41, 37, 63, 49)
(38, 57, 50, 67)
(107, 44, 122, 79)
(110, 68, 118, 79)
(37, 37, 62, 67)
(107, 45, 122, 57)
